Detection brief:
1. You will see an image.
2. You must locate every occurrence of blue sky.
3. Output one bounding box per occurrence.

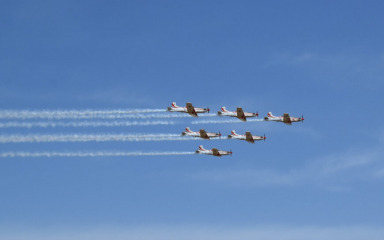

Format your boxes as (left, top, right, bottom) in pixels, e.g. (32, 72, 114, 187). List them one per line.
(1, 0, 384, 239)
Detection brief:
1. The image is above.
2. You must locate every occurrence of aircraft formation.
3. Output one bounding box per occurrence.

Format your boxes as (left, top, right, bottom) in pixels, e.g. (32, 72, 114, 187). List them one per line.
(168, 102, 304, 157)
(0, 103, 304, 159)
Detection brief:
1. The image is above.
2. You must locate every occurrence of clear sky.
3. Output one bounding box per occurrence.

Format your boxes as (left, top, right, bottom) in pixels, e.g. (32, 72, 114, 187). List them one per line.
(1, 0, 384, 239)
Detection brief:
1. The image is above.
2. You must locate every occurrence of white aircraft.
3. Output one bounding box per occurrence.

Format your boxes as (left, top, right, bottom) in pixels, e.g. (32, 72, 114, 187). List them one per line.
(227, 130, 266, 143)
(217, 107, 258, 121)
(264, 112, 304, 125)
(167, 102, 209, 117)
(182, 127, 221, 139)
(195, 145, 232, 157)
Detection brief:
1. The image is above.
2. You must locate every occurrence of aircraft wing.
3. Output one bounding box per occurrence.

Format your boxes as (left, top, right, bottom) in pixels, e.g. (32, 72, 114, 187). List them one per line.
(245, 131, 255, 143)
(283, 113, 292, 124)
(199, 129, 210, 139)
(236, 107, 246, 121)
(186, 102, 198, 117)
(212, 148, 222, 156)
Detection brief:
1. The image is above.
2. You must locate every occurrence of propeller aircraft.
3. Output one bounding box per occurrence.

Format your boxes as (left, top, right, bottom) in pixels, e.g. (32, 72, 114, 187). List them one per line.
(182, 127, 221, 139)
(195, 145, 232, 157)
(228, 130, 266, 143)
(217, 107, 258, 121)
(167, 102, 209, 117)
(264, 112, 304, 125)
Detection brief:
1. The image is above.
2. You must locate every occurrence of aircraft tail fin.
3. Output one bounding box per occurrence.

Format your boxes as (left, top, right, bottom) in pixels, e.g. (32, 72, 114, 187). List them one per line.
(171, 102, 178, 108)
(267, 112, 274, 117)
(221, 107, 227, 112)
(199, 145, 206, 151)
(231, 130, 237, 135)
(185, 127, 192, 133)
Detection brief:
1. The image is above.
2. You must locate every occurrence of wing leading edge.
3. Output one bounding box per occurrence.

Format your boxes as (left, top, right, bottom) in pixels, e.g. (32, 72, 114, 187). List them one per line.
(186, 102, 198, 117)
(199, 129, 210, 139)
(283, 113, 292, 124)
(236, 107, 246, 121)
(212, 148, 222, 156)
(245, 131, 255, 143)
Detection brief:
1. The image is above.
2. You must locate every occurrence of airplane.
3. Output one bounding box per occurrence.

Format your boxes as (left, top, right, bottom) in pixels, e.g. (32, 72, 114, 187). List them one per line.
(217, 107, 258, 121)
(264, 112, 304, 125)
(181, 127, 221, 139)
(228, 130, 266, 143)
(195, 145, 232, 157)
(167, 102, 209, 117)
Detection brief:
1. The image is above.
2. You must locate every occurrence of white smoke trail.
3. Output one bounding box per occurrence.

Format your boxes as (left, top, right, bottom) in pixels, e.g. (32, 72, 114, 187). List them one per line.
(0, 151, 196, 158)
(192, 118, 265, 124)
(0, 134, 226, 143)
(0, 133, 177, 143)
(0, 120, 177, 128)
(0, 111, 217, 120)
(0, 109, 167, 119)
(120, 113, 217, 119)
(88, 113, 217, 119)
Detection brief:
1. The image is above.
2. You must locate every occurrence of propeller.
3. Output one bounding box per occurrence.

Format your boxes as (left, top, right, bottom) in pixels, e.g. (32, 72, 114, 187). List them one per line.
(255, 111, 259, 117)
(263, 133, 266, 141)
(301, 114, 304, 123)
(207, 107, 210, 113)
(218, 131, 222, 138)
(229, 149, 233, 156)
